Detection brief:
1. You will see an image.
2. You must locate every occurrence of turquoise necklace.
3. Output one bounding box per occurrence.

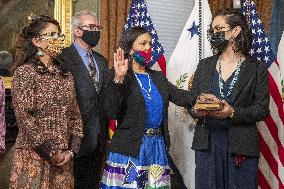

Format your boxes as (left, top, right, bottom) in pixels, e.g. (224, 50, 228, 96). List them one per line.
(134, 73, 152, 100)
(218, 58, 242, 98)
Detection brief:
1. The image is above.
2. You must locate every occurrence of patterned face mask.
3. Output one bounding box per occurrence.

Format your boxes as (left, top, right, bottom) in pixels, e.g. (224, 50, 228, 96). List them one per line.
(131, 49, 152, 67)
(42, 38, 65, 57)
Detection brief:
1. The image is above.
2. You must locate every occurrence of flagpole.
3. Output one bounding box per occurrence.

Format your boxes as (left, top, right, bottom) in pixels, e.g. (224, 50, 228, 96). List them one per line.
(245, 0, 251, 26)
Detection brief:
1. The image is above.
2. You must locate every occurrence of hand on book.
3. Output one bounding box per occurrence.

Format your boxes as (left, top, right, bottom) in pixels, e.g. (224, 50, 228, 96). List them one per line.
(193, 93, 224, 117)
(210, 100, 234, 119)
(193, 94, 234, 118)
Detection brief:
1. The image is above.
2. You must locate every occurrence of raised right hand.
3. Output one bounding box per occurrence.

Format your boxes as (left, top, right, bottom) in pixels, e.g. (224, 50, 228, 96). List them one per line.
(114, 47, 128, 81)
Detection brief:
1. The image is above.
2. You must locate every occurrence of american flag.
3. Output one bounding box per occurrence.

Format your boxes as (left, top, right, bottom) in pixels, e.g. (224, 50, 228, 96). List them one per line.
(123, 0, 167, 75)
(242, 0, 284, 188)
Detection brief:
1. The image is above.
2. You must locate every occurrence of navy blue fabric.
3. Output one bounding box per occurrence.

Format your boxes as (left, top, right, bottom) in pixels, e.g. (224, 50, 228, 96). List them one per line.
(206, 69, 234, 130)
(195, 69, 259, 189)
(195, 130, 259, 189)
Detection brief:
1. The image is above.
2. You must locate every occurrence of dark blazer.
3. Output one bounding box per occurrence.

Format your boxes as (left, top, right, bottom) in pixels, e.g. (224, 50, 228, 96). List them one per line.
(104, 69, 197, 157)
(191, 55, 269, 157)
(60, 44, 108, 157)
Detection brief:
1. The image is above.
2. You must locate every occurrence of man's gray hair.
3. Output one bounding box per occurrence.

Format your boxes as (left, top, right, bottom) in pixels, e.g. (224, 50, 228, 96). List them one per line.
(71, 10, 97, 30)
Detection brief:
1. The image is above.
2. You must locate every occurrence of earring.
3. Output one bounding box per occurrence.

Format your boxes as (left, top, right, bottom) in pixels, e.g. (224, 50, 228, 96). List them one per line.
(230, 37, 239, 53)
(37, 50, 44, 56)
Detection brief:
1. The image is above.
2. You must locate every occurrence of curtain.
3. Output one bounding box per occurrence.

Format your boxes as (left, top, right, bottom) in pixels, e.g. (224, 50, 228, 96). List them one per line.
(208, 0, 233, 16)
(99, 0, 131, 68)
(208, 0, 274, 33)
(254, 0, 274, 34)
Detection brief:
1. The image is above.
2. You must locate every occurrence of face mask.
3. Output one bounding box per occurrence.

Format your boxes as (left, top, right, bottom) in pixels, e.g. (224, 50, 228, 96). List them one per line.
(81, 30, 100, 47)
(43, 38, 64, 58)
(131, 49, 152, 67)
(209, 31, 229, 53)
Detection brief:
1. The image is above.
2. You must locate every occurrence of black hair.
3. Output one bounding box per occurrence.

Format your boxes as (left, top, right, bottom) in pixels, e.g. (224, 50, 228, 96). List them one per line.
(119, 26, 149, 57)
(11, 15, 61, 73)
(209, 9, 252, 56)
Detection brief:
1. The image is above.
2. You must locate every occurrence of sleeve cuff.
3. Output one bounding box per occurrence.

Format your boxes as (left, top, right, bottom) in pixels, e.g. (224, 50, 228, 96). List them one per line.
(69, 134, 83, 155)
(33, 139, 57, 161)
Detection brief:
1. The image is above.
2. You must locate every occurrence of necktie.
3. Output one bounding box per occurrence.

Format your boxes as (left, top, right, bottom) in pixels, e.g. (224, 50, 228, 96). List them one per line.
(87, 52, 100, 92)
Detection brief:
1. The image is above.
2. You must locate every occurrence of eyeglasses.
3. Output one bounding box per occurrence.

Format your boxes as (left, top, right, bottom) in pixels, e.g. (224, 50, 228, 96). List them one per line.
(212, 25, 231, 33)
(79, 24, 103, 31)
(39, 32, 65, 40)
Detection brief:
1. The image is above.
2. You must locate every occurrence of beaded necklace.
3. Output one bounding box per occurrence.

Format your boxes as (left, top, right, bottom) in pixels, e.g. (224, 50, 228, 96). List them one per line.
(218, 58, 242, 98)
(134, 73, 152, 100)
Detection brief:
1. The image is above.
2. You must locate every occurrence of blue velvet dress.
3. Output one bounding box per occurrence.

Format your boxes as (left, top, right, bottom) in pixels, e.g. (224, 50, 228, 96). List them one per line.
(101, 73, 171, 189)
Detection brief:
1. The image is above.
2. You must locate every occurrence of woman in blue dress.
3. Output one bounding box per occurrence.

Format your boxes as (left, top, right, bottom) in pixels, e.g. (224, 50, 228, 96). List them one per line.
(100, 27, 203, 189)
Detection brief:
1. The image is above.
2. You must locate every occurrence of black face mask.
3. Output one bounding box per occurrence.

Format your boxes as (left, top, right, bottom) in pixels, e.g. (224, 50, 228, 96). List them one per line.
(209, 31, 229, 53)
(81, 30, 100, 47)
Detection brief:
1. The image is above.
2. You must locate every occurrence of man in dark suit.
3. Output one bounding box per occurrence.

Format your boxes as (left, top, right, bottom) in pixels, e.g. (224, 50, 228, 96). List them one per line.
(60, 10, 108, 189)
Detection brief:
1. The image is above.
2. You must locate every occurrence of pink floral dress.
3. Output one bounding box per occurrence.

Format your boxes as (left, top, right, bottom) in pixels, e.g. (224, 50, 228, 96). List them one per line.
(0, 77, 6, 154)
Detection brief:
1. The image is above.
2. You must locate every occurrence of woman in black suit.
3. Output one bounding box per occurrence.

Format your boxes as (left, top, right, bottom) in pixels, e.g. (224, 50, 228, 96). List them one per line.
(100, 27, 203, 189)
(191, 9, 269, 189)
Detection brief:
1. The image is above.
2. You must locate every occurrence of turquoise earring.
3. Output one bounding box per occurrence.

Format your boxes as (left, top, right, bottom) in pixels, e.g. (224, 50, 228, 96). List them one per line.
(37, 50, 44, 56)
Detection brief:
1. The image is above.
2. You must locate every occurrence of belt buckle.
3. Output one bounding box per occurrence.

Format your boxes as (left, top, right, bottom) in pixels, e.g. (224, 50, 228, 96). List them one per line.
(146, 128, 154, 136)
(145, 128, 161, 136)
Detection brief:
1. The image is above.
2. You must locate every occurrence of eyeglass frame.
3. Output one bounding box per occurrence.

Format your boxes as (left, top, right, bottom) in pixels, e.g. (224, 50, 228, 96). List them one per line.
(211, 25, 232, 33)
(38, 32, 65, 40)
(78, 24, 103, 31)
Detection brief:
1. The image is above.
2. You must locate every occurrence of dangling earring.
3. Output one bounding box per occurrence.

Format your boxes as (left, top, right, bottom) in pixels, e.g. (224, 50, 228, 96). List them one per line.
(37, 50, 44, 56)
(230, 37, 238, 53)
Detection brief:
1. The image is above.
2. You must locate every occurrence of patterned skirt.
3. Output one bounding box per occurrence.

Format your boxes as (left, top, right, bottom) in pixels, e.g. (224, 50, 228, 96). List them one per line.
(9, 149, 74, 189)
(101, 134, 171, 189)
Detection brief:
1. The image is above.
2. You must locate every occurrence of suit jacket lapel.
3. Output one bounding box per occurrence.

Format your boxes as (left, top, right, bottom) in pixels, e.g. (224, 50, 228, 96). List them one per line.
(148, 70, 168, 108)
(128, 71, 145, 106)
(230, 57, 256, 103)
(65, 45, 87, 72)
(65, 45, 97, 93)
(92, 51, 104, 86)
(201, 55, 219, 93)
